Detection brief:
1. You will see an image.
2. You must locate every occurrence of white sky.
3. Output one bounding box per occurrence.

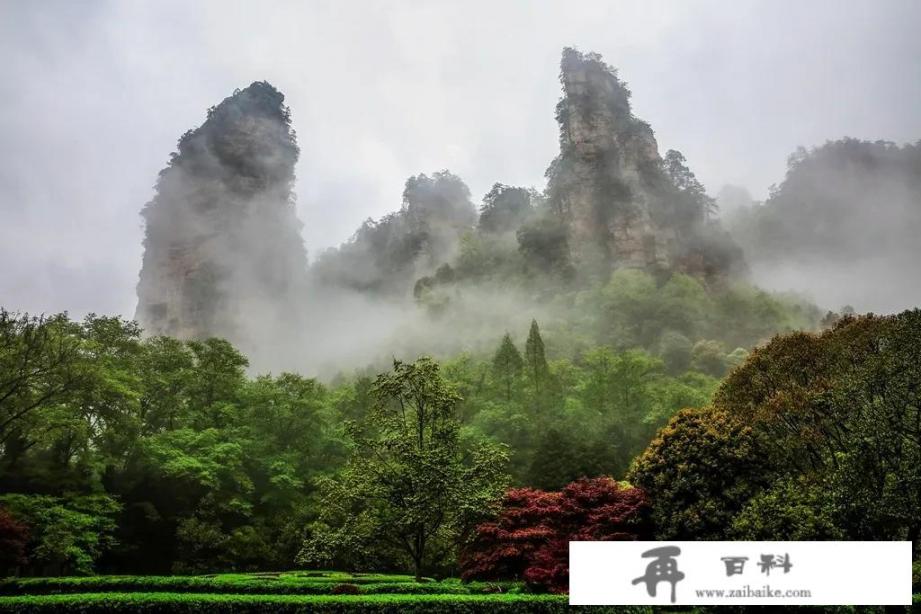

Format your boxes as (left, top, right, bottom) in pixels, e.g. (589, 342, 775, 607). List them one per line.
(2, 0, 920, 318)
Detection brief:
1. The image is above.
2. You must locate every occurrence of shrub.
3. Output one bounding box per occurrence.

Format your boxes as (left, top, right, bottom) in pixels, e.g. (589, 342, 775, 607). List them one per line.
(627, 407, 773, 539)
(0, 593, 599, 613)
(0, 494, 120, 576)
(0, 506, 29, 573)
(461, 477, 651, 593)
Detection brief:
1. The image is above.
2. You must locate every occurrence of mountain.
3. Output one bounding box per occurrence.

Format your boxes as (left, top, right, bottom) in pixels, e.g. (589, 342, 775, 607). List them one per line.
(545, 48, 742, 282)
(135, 81, 308, 352)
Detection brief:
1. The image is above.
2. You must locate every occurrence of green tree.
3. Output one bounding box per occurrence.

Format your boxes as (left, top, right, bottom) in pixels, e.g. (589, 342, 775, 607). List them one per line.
(690, 340, 727, 377)
(524, 320, 550, 402)
(628, 407, 773, 539)
(633, 310, 921, 550)
(0, 311, 83, 458)
(478, 184, 533, 234)
(491, 333, 523, 402)
(731, 477, 843, 540)
(299, 358, 508, 580)
(0, 494, 120, 575)
(657, 330, 693, 374)
(663, 149, 716, 224)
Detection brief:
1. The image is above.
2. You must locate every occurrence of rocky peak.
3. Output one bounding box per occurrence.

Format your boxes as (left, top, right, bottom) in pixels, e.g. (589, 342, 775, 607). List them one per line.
(547, 48, 675, 276)
(135, 81, 307, 351)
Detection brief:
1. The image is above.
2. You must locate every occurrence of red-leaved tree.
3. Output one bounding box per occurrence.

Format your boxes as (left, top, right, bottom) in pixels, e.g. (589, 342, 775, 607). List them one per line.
(460, 477, 651, 592)
(0, 506, 29, 573)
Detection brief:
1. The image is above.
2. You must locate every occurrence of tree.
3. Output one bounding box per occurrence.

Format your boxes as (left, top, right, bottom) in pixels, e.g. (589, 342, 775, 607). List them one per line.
(0, 505, 28, 574)
(491, 333, 523, 402)
(657, 330, 693, 374)
(663, 149, 716, 224)
(689, 339, 727, 377)
(632, 310, 921, 550)
(524, 320, 550, 402)
(628, 407, 773, 539)
(525, 428, 608, 490)
(0, 311, 83, 449)
(730, 477, 843, 540)
(478, 184, 533, 234)
(516, 215, 572, 275)
(0, 494, 120, 575)
(461, 477, 652, 592)
(299, 358, 508, 580)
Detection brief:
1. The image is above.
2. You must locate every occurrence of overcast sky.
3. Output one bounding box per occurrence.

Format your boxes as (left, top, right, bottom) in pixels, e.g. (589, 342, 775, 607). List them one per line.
(2, 0, 920, 318)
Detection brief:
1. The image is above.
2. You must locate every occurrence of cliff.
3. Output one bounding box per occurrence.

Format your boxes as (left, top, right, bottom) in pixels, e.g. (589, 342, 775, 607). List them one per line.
(546, 48, 740, 281)
(135, 82, 308, 349)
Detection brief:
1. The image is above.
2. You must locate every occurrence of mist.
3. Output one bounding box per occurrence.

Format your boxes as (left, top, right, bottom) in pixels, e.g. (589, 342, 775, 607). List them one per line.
(2, 1, 921, 375)
(720, 139, 921, 314)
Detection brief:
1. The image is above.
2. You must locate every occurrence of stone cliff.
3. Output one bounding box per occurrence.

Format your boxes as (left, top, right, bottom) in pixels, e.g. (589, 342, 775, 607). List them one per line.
(547, 48, 731, 279)
(135, 82, 308, 349)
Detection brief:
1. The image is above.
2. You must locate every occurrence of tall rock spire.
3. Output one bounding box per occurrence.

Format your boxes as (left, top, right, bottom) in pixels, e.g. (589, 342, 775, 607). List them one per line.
(546, 48, 676, 276)
(135, 81, 307, 352)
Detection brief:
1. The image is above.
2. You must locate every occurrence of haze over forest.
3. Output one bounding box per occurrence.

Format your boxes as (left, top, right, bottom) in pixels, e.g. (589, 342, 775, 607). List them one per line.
(0, 2, 921, 378)
(3, 2, 921, 325)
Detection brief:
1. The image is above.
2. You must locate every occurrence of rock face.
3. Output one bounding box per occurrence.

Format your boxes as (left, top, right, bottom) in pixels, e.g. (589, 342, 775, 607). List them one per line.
(546, 48, 680, 276)
(135, 82, 307, 350)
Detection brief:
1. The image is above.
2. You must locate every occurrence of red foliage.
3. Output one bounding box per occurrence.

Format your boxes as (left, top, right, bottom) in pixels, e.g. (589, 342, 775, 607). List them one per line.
(0, 506, 29, 571)
(461, 477, 652, 593)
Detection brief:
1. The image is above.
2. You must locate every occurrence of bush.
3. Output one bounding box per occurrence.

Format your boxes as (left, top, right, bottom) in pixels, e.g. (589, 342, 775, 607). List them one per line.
(461, 477, 651, 593)
(0, 593, 615, 613)
(730, 477, 844, 540)
(0, 506, 29, 573)
(0, 574, 522, 597)
(627, 408, 772, 539)
(0, 494, 120, 576)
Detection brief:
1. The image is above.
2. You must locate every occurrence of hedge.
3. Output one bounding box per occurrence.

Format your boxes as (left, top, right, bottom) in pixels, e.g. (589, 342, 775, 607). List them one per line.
(0, 575, 520, 596)
(0, 593, 653, 613)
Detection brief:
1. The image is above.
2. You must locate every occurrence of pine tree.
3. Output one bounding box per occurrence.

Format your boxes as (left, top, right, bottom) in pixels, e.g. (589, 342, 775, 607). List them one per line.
(492, 333, 523, 402)
(524, 320, 550, 398)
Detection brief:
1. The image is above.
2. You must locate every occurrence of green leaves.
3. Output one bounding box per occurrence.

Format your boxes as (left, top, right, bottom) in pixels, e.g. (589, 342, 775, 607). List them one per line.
(300, 358, 508, 579)
(633, 310, 921, 547)
(0, 494, 121, 575)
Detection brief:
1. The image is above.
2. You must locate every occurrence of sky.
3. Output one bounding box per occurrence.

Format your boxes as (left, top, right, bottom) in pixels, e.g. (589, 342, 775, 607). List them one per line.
(1, 0, 920, 319)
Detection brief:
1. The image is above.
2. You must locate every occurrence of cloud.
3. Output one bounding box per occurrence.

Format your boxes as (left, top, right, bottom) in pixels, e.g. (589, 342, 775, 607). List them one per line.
(1, 0, 920, 318)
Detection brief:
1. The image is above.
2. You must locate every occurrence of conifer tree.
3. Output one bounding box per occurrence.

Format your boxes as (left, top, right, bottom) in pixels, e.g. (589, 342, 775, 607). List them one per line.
(492, 333, 523, 402)
(524, 320, 550, 398)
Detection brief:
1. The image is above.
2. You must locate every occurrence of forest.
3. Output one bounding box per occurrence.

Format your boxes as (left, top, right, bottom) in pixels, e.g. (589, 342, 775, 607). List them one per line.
(1, 42, 920, 613)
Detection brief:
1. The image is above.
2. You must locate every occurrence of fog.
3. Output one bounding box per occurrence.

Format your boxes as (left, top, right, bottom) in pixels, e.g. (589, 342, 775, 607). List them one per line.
(2, 1, 921, 373)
